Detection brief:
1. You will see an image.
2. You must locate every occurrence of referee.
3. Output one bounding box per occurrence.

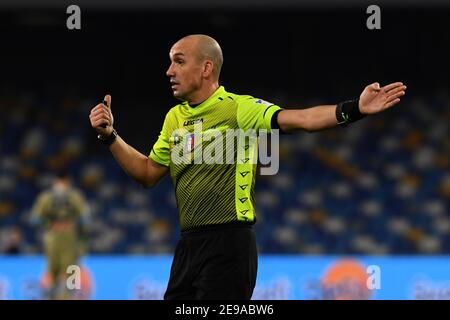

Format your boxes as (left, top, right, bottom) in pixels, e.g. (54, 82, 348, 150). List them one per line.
(89, 34, 406, 300)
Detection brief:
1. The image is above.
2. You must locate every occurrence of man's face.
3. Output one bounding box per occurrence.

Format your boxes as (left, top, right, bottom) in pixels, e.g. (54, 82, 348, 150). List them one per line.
(166, 39, 204, 101)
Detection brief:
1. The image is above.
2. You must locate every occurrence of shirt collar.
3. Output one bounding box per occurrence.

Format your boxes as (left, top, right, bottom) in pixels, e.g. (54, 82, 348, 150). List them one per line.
(183, 86, 226, 110)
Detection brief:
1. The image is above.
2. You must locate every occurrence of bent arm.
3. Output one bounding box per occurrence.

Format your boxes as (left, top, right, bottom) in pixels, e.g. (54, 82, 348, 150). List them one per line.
(89, 95, 169, 187)
(109, 136, 169, 188)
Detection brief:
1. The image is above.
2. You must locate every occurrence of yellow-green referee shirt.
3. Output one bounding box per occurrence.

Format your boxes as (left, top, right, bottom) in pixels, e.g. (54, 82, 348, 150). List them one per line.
(150, 86, 281, 231)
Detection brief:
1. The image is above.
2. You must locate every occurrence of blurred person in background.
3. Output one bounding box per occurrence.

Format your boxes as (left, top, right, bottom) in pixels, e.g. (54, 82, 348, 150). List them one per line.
(31, 170, 90, 300)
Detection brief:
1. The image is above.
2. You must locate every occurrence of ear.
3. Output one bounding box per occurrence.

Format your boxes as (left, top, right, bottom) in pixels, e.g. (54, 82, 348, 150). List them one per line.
(202, 60, 214, 78)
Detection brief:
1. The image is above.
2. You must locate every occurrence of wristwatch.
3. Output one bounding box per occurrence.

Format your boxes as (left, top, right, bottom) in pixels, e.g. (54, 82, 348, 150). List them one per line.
(97, 128, 118, 146)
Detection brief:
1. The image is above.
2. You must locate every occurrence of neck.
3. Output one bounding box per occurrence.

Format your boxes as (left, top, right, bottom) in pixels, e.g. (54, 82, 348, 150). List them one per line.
(188, 83, 220, 105)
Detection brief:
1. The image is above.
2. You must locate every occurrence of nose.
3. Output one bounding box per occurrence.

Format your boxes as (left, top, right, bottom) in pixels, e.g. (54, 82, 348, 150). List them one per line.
(166, 63, 175, 77)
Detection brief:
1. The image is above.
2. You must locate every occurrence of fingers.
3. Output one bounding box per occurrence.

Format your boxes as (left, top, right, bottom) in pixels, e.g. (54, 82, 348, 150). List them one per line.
(365, 82, 380, 93)
(386, 85, 407, 96)
(386, 87, 406, 102)
(90, 103, 110, 116)
(89, 103, 112, 128)
(91, 117, 111, 128)
(384, 98, 401, 109)
(381, 82, 404, 93)
(91, 113, 111, 124)
(383, 85, 406, 110)
(90, 113, 111, 127)
(370, 82, 381, 91)
(361, 81, 406, 114)
(101, 95, 111, 128)
(103, 94, 111, 109)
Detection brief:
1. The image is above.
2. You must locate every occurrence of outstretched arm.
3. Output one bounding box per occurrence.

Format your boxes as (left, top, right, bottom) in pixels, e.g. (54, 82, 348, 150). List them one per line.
(277, 82, 407, 133)
(89, 95, 169, 188)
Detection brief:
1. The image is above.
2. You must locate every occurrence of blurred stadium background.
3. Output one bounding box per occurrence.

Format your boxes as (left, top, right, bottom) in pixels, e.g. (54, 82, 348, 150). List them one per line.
(0, 0, 449, 299)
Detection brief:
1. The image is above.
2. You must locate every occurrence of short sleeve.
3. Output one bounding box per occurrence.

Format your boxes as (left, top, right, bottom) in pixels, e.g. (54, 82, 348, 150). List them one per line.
(149, 114, 171, 167)
(237, 97, 282, 132)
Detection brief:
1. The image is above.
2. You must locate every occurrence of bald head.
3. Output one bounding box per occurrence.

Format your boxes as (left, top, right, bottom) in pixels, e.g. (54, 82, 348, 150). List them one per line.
(177, 34, 223, 80)
(167, 35, 223, 103)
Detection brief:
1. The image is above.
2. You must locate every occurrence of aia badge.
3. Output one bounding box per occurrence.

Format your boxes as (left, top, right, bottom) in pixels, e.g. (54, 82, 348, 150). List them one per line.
(186, 133, 196, 153)
(255, 99, 273, 106)
(172, 133, 182, 146)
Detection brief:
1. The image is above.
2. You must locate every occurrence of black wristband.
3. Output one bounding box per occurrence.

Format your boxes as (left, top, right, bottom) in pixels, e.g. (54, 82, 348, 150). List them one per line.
(97, 128, 118, 146)
(336, 98, 366, 127)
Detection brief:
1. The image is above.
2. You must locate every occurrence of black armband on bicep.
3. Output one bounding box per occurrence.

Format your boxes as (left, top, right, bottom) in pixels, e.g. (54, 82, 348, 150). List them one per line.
(336, 99, 366, 127)
(270, 109, 288, 134)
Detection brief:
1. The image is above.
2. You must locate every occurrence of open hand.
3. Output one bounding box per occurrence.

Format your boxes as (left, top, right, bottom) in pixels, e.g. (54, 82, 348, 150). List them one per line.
(359, 82, 407, 115)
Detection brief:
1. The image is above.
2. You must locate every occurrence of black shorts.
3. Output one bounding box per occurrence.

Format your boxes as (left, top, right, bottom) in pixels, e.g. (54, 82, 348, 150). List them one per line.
(164, 223, 258, 300)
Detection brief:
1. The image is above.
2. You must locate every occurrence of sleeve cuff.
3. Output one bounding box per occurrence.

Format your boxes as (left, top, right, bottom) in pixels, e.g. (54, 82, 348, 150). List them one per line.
(149, 149, 170, 167)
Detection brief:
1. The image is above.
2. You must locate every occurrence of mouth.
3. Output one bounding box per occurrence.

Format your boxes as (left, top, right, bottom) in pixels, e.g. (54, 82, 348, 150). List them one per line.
(170, 80, 179, 89)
